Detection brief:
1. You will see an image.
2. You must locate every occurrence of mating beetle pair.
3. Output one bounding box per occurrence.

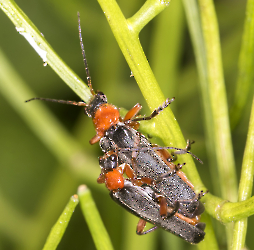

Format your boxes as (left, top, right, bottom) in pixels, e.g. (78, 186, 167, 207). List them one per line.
(25, 13, 206, 244)
(97, 123, 206, 243)
(98, 123, 205, 218)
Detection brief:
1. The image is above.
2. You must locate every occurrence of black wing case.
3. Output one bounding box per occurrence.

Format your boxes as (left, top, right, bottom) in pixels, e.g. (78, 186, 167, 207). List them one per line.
(110, 181, 205, 244)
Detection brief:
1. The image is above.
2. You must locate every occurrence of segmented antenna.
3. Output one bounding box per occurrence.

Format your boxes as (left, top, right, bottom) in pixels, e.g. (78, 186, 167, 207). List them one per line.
(25, 14, 94, 106)
(25, 98, 86, 106)
(77, 12, 95, 96)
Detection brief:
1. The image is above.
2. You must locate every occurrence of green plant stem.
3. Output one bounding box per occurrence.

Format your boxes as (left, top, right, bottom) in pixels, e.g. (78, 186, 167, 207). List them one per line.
(198, 0, 237, 202)
(0, 0, 91, 102)
(42, 195, 79, 250)
(31, 168, 81, 250)
(237, 103, 254, 201)
(231, 97, 254, 250)
(128, 0, 170, 33)
(230, 0, 254, 129)
(182, 0, 220, 197)
(182, 2, 219, 248)
(3, 0, 244, 247)
(231, 219, 247, 250)
(198, 0, 237, 246)
(220, 196, 254, 223)
(78, 185, 114, 250)
(96, 0, 168, 110)
(151, 0, 185, 99)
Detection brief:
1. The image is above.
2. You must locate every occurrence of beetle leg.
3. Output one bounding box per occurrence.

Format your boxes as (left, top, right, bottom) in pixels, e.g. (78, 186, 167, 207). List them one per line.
(117, 162, 152, 187)
(89, 134, 103, 145)
(174, 169, 194, 190)
(176, 190, 208, 218)
(123, 104, 142, 129)
(155, 147, 175, 168)
(166, 201, 180, 217)
(196, 190, 209, 200)
(156, 196, 179, 219)
(124, 103, 142, 121)
(175, 212, 201, 226)
(132, 98, 175, 122)
(159, 197, 168, 218)
(117, 163, 136, 180)
(97, 174, 106, 184)
(97, 170, 106, 184)
(136, 219, 158, 235)
(171, 140, 203, 164)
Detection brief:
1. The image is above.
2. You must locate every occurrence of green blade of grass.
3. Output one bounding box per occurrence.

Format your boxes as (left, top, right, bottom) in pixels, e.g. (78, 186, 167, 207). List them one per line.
(230, 0, 254, 129)
(182, 0, 219, 197)
(198, 0, 237, 202)
(78, 185, 114, 250)
(42, 195, 79, 250)
(231, 97, 254, 250)
(150, 0, 185, 100)
(197, 0, 237, 245)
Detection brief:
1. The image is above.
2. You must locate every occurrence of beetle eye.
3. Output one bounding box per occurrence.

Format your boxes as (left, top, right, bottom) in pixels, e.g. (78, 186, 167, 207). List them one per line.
(97, 91, 107, 103)
(110, 154, 117, 162)
(108, 154, 118, 169)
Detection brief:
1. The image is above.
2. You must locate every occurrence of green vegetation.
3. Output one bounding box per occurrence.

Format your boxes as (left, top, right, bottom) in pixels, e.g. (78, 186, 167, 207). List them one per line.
(0, 0, 253, 249)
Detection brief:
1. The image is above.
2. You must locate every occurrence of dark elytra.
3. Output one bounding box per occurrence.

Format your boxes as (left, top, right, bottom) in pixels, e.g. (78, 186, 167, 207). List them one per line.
(110, 180, 205, 244)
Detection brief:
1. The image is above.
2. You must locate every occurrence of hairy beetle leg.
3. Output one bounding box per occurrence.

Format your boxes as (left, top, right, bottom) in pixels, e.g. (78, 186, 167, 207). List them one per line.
(160, 199, 180, 219)
(175, 213, 201, 226)
(136, 219, 158, 235)
(132, 98, 175, 122)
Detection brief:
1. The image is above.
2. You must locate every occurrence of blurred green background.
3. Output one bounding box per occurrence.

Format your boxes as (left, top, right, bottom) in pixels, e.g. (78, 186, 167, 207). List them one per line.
(0, 0, 253, 249)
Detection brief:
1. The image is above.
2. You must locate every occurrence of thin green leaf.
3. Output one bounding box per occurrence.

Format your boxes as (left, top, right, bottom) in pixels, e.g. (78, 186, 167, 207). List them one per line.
(231, 97, 254, 250)
(230, 0, 254, 129)
(198, 0, 238, 245)
(78, 185, 114, 250)
(42, 195, 79, 250)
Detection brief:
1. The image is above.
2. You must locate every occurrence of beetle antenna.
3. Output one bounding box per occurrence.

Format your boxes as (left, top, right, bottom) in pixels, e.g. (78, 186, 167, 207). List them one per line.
(25, 97, 86, 106)
(77, 12, 95, 96)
